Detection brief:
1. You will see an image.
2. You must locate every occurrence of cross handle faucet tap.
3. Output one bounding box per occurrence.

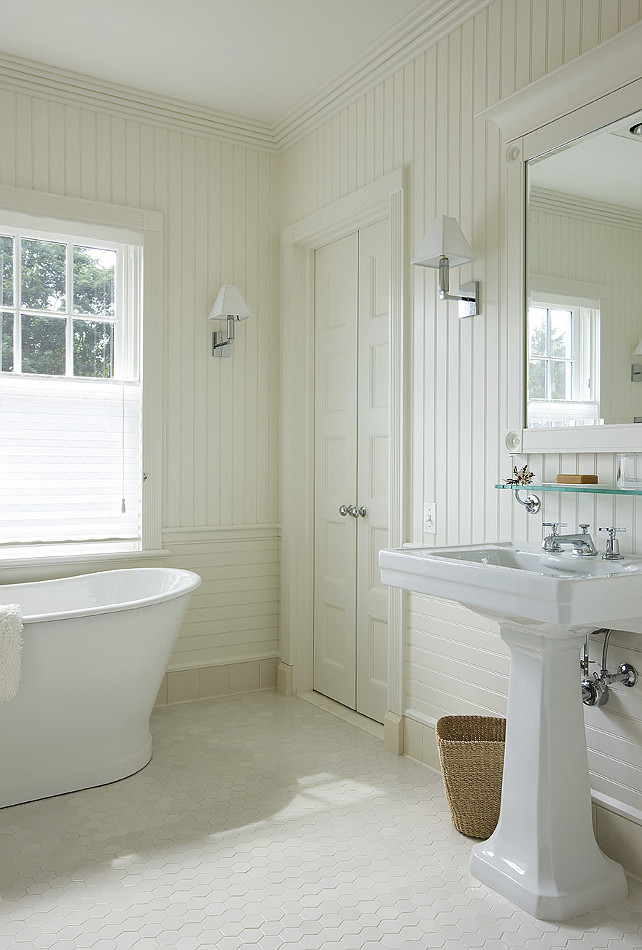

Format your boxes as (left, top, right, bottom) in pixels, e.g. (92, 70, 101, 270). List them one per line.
(599, 526, 625, 560)
(542, 522, 598, 556)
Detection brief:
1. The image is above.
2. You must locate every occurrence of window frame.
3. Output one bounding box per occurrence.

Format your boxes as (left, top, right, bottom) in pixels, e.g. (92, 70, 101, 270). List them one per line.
(527, 300, 599, 403)
(527, 284, 601, 429)
(2, 223, 135, 380)
(0, 185, 164, 568)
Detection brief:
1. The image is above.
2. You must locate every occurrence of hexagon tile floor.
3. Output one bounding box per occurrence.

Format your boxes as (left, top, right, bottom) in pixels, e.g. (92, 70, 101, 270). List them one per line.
(1, 692, 641, 950)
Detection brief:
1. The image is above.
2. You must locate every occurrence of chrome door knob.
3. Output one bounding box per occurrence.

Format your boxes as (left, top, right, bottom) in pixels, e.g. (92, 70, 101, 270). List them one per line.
(339, 504, 367, 518)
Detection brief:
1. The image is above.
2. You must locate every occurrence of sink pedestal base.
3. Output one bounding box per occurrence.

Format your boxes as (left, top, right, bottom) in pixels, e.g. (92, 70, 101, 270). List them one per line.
(469, 624, 627, 921)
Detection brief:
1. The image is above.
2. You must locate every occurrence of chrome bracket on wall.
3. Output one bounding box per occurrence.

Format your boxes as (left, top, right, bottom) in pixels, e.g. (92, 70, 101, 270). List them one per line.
(512, 488, 541, 514)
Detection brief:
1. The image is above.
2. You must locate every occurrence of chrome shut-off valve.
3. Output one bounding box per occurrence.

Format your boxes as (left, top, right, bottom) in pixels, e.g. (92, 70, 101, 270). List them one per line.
(581, 628, 639, 706)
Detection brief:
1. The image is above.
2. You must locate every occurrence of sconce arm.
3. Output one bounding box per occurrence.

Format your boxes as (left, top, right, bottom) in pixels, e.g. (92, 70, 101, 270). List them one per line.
(438, 257, 479, 317)
(212, 314, 236, 357)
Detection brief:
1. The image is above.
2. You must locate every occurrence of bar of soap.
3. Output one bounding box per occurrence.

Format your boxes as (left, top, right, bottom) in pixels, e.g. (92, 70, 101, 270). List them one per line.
(556, 474, 598, 484)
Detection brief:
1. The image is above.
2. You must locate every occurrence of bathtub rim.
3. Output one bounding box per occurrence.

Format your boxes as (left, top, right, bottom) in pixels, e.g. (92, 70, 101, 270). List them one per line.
(0, 567, 202, 624)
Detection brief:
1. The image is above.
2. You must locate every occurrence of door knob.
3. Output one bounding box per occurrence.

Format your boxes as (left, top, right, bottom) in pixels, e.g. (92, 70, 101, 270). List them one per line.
(339, 504, 367, 518)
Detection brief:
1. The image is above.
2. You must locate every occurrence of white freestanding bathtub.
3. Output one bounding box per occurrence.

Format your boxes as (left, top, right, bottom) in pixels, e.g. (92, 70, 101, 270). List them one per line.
(0, 567, 201, 808)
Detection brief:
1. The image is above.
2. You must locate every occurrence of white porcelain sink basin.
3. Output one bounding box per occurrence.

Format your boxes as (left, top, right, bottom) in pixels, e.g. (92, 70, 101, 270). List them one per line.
(379, 539, 637, 919)
(379, 541, 642, 631)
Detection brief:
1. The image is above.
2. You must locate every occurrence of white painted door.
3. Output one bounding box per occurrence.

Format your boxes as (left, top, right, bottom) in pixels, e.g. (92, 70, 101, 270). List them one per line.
(313, 219, 390, 723)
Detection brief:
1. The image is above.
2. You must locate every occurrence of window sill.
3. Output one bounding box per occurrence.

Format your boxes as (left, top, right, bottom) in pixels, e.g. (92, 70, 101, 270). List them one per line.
(0, 548, 172, 583)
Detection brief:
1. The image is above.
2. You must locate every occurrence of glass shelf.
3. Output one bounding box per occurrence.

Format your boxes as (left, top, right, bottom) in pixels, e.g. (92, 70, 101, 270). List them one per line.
(495, 482, 642, 497)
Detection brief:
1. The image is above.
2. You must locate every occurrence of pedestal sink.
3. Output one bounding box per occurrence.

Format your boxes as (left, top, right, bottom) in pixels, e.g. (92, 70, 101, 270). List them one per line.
(379, 541, 642, 920)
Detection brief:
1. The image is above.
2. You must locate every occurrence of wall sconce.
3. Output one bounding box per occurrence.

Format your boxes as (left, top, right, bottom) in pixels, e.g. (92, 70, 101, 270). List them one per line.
(632, 340, 642, 381)
(412, 214, 479, 317)
(209, 284, 252, 358)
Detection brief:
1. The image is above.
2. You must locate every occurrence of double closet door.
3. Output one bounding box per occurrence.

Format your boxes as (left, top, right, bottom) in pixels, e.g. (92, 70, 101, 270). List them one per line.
(313, 218, 390, 724)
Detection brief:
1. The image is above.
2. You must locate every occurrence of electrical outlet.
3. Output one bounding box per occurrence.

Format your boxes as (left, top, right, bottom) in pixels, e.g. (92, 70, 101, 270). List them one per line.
(424, 502, 437, 534)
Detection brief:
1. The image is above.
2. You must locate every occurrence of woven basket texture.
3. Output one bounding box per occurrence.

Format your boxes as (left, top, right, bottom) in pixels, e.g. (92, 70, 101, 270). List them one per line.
(436, 715, 506, 840)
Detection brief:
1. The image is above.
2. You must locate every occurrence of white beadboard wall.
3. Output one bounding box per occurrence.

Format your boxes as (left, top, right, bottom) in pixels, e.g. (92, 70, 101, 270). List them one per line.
(279, 0, 642, 823)
(0, 83, 281, 671)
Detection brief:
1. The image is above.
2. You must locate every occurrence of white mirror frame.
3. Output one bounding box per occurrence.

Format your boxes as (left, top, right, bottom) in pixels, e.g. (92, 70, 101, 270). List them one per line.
(479, 21, 642, 453)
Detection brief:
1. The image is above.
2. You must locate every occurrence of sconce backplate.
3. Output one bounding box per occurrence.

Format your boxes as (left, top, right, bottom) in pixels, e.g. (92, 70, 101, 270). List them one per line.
(212, 333, 232, 358)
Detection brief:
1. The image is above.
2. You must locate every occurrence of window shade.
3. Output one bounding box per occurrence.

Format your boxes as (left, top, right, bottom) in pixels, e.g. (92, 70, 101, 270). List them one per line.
(527, 399, 602, 429)
(0, 375, 141, 545)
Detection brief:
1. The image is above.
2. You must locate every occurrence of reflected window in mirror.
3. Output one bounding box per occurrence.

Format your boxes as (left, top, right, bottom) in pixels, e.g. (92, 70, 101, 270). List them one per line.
(527, 294, 601, 428)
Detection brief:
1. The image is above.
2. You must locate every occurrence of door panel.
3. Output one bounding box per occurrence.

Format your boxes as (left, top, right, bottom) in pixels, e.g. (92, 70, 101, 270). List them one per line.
(356, 218, 390, 722)
(313, 220, 389, 724)
(313, 232, 359, 709)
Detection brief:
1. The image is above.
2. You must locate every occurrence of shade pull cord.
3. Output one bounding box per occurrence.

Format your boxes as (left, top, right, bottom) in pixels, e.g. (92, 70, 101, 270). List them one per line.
(121, 378, 126, 514)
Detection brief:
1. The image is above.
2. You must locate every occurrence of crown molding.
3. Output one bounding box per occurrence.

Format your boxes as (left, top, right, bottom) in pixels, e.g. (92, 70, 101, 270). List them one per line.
(0, 52, 276, 151)
(0, 0, 492, 154)
(272, 0, 493, 150)
(530, 187, 642, 232)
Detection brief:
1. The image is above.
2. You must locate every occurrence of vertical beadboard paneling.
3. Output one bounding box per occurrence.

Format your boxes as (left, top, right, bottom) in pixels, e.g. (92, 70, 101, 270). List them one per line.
(279, 0, 642, 823)
(95, 112, 112, 204)
(0, 90, 15, 184)
(563, 0, 583, 62)
(0, 80, 280, 670)
(80, 109, 97, 200)
(15, 94, 33, 189)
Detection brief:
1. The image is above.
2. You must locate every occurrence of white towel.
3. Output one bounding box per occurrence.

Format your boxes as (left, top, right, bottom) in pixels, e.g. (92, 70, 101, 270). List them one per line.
(0, 604, 23, 702)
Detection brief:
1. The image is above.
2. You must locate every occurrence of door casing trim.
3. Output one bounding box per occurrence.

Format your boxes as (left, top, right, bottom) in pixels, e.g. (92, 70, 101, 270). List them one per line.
(280, 168, 406, 716)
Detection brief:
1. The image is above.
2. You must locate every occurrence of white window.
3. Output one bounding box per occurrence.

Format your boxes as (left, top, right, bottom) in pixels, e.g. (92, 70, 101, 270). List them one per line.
(527, 295, 601, 428)
(0, 213, 146, 556)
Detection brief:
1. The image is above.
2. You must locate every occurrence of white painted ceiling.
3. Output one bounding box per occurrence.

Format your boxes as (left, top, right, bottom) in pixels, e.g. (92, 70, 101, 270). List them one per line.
(1, 0, 429, 124)
(529, 111, 642, 211)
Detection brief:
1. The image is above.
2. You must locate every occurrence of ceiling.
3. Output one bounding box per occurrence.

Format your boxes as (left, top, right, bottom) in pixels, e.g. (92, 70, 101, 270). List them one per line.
(1, 0, 430, 125)
(529, 110, 642, 212)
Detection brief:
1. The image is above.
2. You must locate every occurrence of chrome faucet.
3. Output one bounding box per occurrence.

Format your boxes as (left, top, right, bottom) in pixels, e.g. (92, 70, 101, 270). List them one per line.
(542, 522, 598, 557)
(598, 526, 625, 560)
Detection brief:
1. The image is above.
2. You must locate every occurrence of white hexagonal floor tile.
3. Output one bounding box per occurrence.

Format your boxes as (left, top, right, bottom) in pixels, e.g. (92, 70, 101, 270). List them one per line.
(0, 692, 640, 950)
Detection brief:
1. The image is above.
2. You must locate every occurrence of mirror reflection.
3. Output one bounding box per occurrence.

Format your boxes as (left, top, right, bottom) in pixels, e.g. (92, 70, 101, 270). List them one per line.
(526, 109, 642, 428)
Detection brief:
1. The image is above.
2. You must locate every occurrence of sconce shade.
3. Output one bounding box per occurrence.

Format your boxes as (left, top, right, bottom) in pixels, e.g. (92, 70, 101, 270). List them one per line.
(634, 339, 642, 357)
(412, 215, 475, 268)
(208, 284, 251, 321)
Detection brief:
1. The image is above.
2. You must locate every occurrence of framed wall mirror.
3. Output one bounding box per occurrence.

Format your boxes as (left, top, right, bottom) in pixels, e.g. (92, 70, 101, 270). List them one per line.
(526, 109, 642, 433)
(479, 22, 642, 452)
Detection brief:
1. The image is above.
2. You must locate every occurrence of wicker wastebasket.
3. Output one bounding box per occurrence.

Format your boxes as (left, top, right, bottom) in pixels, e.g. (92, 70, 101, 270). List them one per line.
(436, 715, 506, 839)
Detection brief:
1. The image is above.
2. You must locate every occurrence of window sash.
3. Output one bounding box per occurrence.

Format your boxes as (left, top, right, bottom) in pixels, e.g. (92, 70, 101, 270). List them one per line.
(528, 301, 600, 403)
(1, 226, 137, 381)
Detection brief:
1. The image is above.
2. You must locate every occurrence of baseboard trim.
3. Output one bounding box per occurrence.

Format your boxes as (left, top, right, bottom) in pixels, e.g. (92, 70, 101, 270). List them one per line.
(155, 656, 279, 706)
(277, 661, 294, 697)
(384, 711, 404, 755)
